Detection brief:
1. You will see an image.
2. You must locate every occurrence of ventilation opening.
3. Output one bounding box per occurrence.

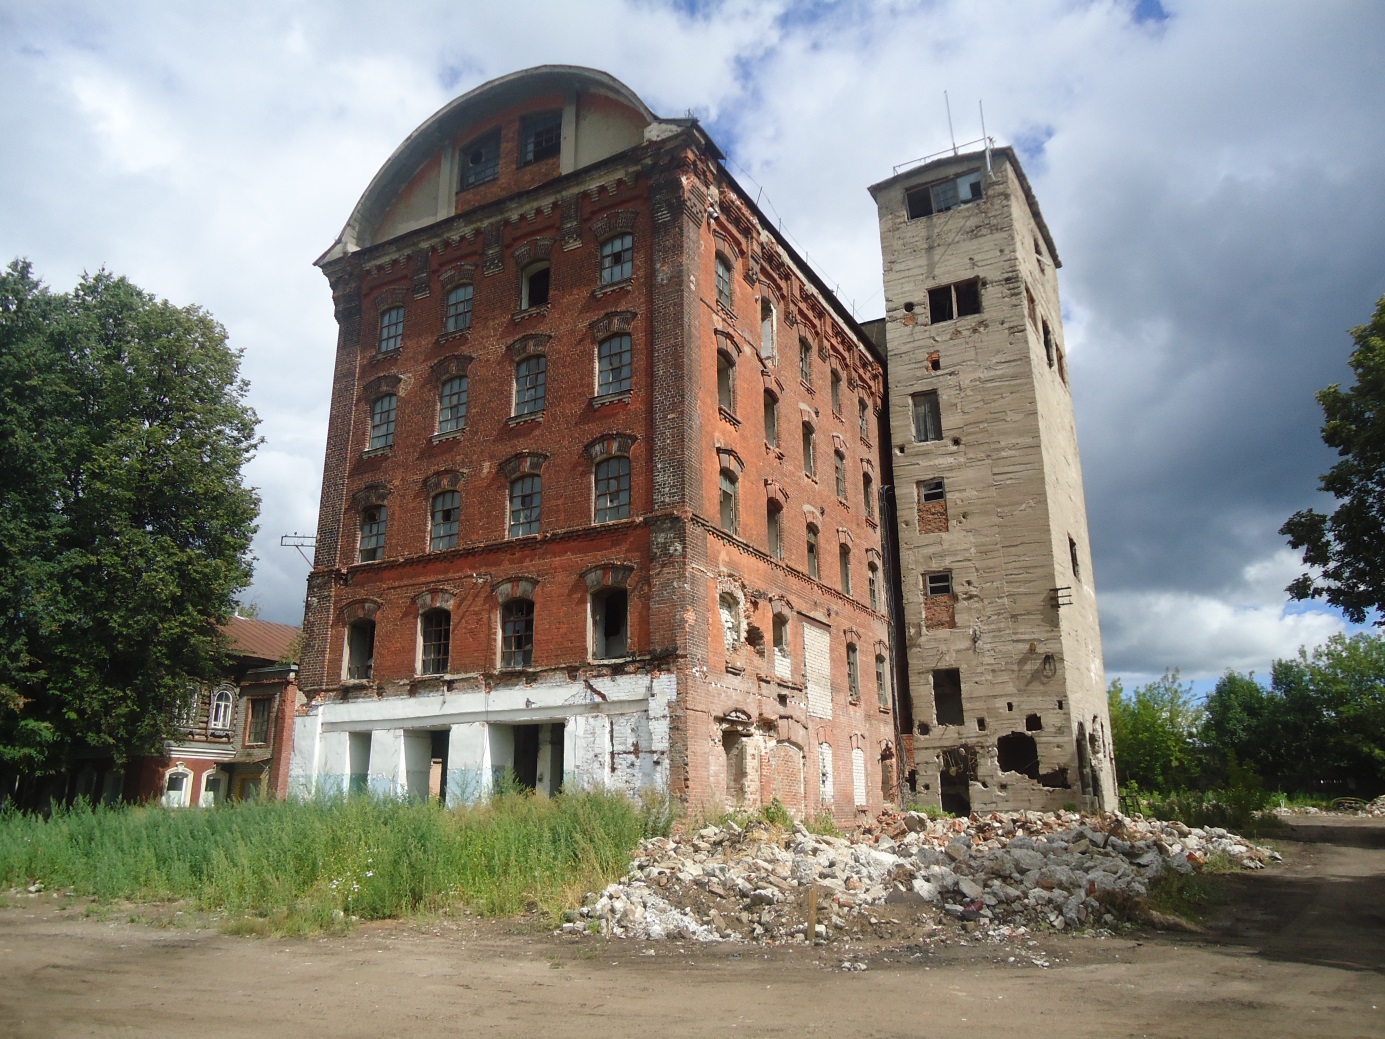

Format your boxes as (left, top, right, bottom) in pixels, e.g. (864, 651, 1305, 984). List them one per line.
(932, 668, 964, 725)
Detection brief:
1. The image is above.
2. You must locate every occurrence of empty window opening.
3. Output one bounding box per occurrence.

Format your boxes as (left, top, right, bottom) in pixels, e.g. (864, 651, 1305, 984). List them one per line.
(927, 352, 941, 372)
(996, 731, 1040, 780)
(798, 337, 812, 384)
(430, 490, 460, 551)
(1026, 713, 1043, 731)
(925, 571, 953, 596)
(905, 170, 983, 219)
(600, 234, 633, 285)
(830, 369, 842, 413)
(369, 394, 397, 450)
(839, 544, 852, 595)
(505, 722, 563, 795)
(1069, 535, 1080, 578)
(594, 455, 631, 523)
(760, 298, 776, 361)
(358, 505, 386, 562)
(802, 422, 816, 477)
(521, 262, 551, 309)
(717, 350, 735, 412)
(438, 374, 468, 434)
(766, 500, 783, 559)
(514, 355, 547, 416)
(460, 130, 500, 188)
(500, 599, 535, 668)
(509, 474, 542, 537)
(520, 111, 562, 165)
(597, 334, 633, 396)
(348, 732, 371, 796)
(939, 746, 974, 816)
(763, 391, 778, 447)
(428, 729, 449, 804)
(932, 668, 964, 726)
(1007, 701, 1014, 711)
(927, 279, 981, 323)
(378, 306, 404, 353)
(346, 620, 374, 681)
(1057, 347, 1068, 385)
(863, 473, 875, 520)
(834, 450, 847, 500)
(420, 609, 451, 675)
(917, 722, 931, 736)
(444, 284, 474, 334)
(805, 523, 820, 580)
(1025, 284, 1037, 328)
(772, 615, 790, 679)
(911, 390, 942, 442)
(975, 717, 987, 732)
(719, 468, 738, 534)
(846, 643, 860, 703)
(714, 254, 733, 309)
(590, 588, 628, 660)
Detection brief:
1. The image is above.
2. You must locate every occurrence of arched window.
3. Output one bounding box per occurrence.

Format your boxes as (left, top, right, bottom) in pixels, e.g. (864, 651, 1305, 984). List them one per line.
(806, 523, 819, 580)
(766, 500, 783, 559)
(162, 766, 193, 808)
(369, 394, 397, 450)
(358, 505, 386, 562)
(760, 298, 776, 361)
(834, 449, 847, 500)
(600, 234, 633, 285)
(430, 490, 460, 551)
(438, 375, 468, 434)
(863, 472, 875, 519)
(597, 334, 633, 396)
(839, 544, 852, 595)
(719, 468, 738, 534)
(420, 609, 451, 675)
(378, 306, 404, 353)
(509, 475, 541, 537)
(802, 422, 816, 478)
(714, 253, 733, 309)
(717, 350, 735, 413)
(594, 456, 631, 522)
(346, 619, 374, 680)
(208, 688, 234, 731)
(501, 599, 535, 668)
(763, 391, 778, 447)
(514, 355, 547, 416)
(444, 284, 473, 333)
(521, 261, 551, 309)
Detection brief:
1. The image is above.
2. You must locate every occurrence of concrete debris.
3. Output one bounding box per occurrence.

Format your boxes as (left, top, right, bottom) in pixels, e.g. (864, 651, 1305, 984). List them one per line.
(577, 809, 1278, 944)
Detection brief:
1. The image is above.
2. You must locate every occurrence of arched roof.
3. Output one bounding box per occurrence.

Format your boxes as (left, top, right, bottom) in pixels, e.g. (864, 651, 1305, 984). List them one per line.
(318, 66, 657, 264)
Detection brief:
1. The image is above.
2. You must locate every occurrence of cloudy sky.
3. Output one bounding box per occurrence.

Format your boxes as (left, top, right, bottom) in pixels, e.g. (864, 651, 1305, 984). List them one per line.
(3, 0, 1381, 687)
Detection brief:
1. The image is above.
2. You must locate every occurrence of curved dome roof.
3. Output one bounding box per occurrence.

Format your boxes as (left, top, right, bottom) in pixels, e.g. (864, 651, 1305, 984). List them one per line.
(319, 66, 658, 264)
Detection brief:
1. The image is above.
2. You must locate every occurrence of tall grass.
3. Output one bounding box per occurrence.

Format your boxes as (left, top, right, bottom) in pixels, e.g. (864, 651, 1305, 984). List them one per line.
(0, 790, 668, 933)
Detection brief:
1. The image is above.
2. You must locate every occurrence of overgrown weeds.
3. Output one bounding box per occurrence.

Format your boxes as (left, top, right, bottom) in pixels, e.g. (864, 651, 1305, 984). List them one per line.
(0, 790, 669, 935)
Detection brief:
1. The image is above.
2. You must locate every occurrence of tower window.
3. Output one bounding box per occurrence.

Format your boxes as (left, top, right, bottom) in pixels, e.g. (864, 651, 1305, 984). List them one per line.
(509, 474, 541, 537)
(514, 355, 547, 416)
(430, 490, 460, 551)
(358, 506, 386, 562)
(520, 110, 561, 165)
(905, 170, 983, 219)
(444, 284, 474, 333)
(714, 253, 733, 309)
(927, 279, 981, 323)
(460, 130, 500, 188)
(594, 456, 631, 523)
(438, 375, 468, 434)
(600, 234, 633, 285)
(911, 391, 941, 442)
(597, 334, 633, 396)
(521, 262, 551, 309)
(378, 306, 404, 353)
(369, 394, 397, 450)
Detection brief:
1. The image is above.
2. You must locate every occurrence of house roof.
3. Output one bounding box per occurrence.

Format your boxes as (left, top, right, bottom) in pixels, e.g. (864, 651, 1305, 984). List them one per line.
(224, 616, 299, 665)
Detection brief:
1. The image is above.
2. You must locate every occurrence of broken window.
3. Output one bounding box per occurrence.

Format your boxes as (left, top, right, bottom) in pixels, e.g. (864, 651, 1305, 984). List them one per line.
(858, 397, 870, 440)
(997, 731, 1040, 780)
(520, 110, 562, 165)
(925, 571, 953, 596)
(521, 261, 550, 310)
(246, 698, 271, 746)
(430, 490, 460, 551)
(715, 253, 733, 309)
(719, 593, 742, 650)
(420, 609, 451, 675)
(834, 449, 847, 500)
(867, 562, 879, 610)
(594, 456, 631, 523)
(839, 544, 852, 595)
(773, 614, 790, 678)
(905, 170, 983, 219)
(438, 374, 468, 434)
(763, 391, 778, 447)
(719, 468, 738, 534)
(378, 306, 404, 353)
(875, 654, 889, 710)
(802, 421, 816, 478)
(760, 299, 776, 361)
(932, 668, 964, 726)
(927, 279, 981, 323)
(460, 129, 500, 187)
(369, 394, 397, 450)
(346, 620, 374, 680)
(508, 474, 541, 537)
(846, 643, 860, 702)
(830, 369, 842, 413)
(911, 391, 941, 442)
(863, 472, 875, 520)
(514, 355, 547, 416)
(921, 478, 946, 502)
(597, 334, 633, 396)
(806, 523, 820, 580)
(717, 350, 735, 413)
(766, 500, 783, 559)
(798, 337, 812, 384)
(600, 234, 633, 285)
(358, 505, 386, 562)
(444, 283, 474, 334)
(590, 588, 628, 660)
(500, 599, 535, 668)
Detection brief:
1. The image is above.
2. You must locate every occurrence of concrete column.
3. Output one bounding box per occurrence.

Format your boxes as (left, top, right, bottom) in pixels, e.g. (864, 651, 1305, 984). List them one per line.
(446, 723, 488, 806)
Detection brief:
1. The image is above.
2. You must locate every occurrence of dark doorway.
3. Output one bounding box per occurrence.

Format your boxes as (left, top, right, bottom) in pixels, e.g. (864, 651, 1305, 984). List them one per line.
(939, 746, 972, 815)
(513, 724, 542, 790)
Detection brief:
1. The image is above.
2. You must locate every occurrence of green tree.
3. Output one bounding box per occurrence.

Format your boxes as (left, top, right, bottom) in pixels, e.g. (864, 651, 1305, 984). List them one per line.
(1107, 671, 1203, 792)
(0, 261, 259, 773)
(1282, 294, 1385, 625)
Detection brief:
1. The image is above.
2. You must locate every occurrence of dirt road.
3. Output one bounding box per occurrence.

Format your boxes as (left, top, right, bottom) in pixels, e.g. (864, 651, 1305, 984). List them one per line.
(2, 816, 1381, 1039)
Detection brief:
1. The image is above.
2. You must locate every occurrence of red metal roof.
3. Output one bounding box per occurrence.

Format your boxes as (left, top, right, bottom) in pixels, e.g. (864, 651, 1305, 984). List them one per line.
(223, 615, 300, 665)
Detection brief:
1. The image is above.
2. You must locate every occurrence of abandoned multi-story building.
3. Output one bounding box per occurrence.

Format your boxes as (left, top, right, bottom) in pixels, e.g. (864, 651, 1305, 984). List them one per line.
(289, 65, 1115, 817)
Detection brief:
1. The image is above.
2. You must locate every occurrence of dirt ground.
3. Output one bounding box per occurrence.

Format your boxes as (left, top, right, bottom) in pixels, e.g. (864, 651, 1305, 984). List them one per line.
(2, 815, 1381, 1039)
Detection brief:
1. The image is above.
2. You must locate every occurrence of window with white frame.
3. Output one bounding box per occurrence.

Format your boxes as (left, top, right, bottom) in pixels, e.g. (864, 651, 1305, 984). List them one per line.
(369, 394, 397, 450)
(208, 687, 234, 730)
(358, 505, 386, 562)
(514, 355, 547, 416)
(597, 334, 633, 396)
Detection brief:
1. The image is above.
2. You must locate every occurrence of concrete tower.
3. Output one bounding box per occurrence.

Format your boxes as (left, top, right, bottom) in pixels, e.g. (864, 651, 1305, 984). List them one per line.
(869, 146, 1116, 813)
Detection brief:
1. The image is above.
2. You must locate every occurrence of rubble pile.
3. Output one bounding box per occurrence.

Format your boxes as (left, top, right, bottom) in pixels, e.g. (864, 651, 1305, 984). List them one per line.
(1368, 795, 1385, 817)
(576, 809, 1278, 943)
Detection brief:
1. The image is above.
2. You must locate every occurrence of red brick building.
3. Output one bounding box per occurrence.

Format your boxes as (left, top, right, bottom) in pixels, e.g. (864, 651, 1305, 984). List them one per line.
(291, 67, 897, 821)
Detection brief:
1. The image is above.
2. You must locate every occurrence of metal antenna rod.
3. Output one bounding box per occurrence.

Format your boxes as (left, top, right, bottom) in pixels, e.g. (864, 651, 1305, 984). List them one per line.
(980, 99, 992, 175)
(945, 90, 957, 155)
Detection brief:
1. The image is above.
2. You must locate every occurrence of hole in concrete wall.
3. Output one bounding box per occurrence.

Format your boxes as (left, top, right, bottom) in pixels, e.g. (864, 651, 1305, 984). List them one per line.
(917, 722, 931, 736)
(1038, 765, 1071, 789)
(950, 436, 962, 447)
(1056, 698, 1064, 710)
(429, 730, 449, 803)
(932, 668, 964, 726)
(906, 768, 917, 793)
(1025, 713, 1043, 731)
(996, 731, 1040, 780)
(927, 352, 941, 372)
(903, 301, 915, 313)
(1006, 702, 1014, 712)
(975, 717, 986, 732)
